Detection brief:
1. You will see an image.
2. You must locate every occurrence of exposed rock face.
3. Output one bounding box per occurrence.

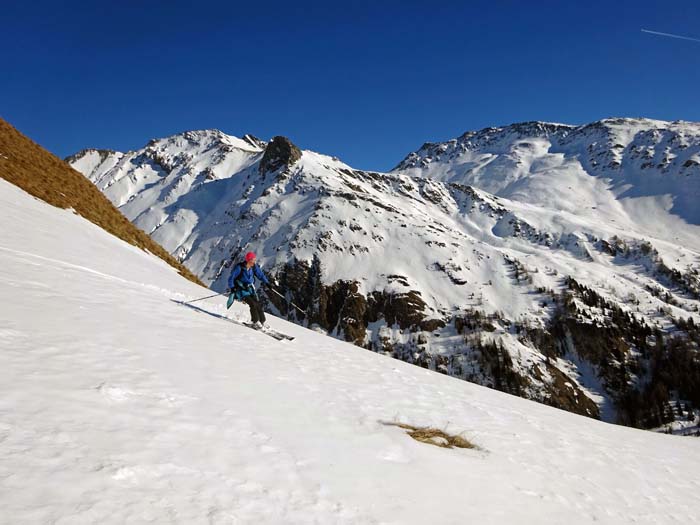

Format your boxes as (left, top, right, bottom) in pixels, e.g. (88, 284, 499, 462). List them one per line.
(536, 362, 601, 418)
(367, 289, 431, 330)
(259, 136, 301, 175)
(265, 258, 370, 345)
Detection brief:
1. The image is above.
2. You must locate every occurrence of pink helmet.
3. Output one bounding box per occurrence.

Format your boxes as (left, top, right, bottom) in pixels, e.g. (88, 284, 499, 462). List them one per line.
(245, 251, 256, 263)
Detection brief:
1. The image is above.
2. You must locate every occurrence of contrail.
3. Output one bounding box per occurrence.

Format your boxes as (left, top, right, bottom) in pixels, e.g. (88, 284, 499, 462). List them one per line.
(641, 28, 700, 43)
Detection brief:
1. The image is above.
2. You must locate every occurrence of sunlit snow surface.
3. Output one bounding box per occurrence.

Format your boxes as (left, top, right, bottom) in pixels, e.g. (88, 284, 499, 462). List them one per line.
(2, 180, 700, 523)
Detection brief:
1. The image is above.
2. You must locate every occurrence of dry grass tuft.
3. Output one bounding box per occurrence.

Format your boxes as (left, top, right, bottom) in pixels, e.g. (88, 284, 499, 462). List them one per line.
(0, 118, 203, 286)
(381, 421, 476, 449)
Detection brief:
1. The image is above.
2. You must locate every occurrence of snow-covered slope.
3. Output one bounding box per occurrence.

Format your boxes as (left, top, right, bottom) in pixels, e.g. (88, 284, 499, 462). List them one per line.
(68, 120, 700, 431)
(2, 178, 700, 524)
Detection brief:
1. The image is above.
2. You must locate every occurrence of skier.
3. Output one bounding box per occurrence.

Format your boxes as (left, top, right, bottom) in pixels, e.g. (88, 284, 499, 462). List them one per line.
(227, 251, 273, 329)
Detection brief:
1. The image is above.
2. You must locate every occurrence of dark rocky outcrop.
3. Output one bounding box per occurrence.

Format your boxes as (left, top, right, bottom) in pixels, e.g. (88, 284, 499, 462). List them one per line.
(259, 136, 301, 175)
(533, 362, 600, 419)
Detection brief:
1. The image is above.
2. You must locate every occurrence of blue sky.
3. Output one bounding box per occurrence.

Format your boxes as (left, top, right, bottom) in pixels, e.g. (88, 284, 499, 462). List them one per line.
(3, 0, 700, 170)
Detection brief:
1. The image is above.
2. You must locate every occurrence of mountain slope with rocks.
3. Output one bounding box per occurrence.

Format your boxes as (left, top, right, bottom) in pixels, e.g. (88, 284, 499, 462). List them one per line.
(69, 118, 700, 432)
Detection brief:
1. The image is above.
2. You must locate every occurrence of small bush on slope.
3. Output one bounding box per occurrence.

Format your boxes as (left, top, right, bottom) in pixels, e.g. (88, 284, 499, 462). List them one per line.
(0, 118, 202, 286)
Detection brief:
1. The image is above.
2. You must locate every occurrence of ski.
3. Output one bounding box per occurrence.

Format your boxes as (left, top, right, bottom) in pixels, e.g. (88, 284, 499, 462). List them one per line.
(243, 323, 295, 341)
(174, 300, 295, 341)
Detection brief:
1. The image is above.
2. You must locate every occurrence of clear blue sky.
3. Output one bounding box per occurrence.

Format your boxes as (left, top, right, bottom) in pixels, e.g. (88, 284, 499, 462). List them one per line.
(3, 0, 700, 170)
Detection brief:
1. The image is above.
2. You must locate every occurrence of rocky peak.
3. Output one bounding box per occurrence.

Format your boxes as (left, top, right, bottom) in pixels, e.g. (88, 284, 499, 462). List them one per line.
(392, 121, 575, 171)
(182, 129, 225, 143)
(453, 121, 572, 149)
(259, 136, 301, 175)
(64, 148, 117, 164)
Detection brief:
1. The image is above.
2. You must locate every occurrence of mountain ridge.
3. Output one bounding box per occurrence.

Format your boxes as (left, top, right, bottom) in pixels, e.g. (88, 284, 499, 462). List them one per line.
(68, 117, 700, 432)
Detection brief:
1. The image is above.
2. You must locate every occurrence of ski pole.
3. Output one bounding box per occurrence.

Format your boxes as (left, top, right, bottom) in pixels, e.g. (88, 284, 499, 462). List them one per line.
(267, 286, 306, 315)
(184, 292, 225, 305)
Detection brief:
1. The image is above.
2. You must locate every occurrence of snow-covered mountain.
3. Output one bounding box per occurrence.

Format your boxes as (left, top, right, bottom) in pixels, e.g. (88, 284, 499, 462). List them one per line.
(68, 118, 700, 431)
(394, 118, 700, 230)
(2, 176, 700, 524)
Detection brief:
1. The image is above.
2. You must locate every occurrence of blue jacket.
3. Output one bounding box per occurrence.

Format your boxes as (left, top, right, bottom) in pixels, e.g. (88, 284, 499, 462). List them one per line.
(228, 262, 269, 291)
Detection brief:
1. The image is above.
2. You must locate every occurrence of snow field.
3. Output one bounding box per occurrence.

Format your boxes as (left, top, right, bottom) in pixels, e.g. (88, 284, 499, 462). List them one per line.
(2, 179, 700, 523)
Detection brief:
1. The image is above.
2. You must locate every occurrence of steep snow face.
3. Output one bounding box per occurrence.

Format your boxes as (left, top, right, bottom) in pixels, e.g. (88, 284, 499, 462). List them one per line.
(2, 178, 700, 524)
(69, 122, 700, 430)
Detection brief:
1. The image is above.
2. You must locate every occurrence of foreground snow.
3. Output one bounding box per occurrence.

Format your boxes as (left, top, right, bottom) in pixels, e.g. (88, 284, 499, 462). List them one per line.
(1, 178, 699, 524)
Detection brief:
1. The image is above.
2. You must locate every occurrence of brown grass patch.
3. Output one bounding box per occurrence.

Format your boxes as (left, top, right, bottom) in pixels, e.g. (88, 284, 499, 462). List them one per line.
(0, 118, 203, 286)
(381, 421, 476, 449)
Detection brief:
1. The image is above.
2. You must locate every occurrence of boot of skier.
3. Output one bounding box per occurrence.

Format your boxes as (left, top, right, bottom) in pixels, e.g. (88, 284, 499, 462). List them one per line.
(227, 251, 274, 329)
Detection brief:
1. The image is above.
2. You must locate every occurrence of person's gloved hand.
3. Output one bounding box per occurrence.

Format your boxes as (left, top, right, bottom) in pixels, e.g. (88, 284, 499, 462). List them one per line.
(268, 279, 279, 288)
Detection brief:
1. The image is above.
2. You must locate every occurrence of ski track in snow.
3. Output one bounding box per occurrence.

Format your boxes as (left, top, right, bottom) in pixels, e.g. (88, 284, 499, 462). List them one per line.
(1, 179, 700, 523)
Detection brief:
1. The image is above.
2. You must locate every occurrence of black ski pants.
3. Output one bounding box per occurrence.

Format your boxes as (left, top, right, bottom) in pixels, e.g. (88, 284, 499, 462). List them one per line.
(243, 294, 266, 324)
